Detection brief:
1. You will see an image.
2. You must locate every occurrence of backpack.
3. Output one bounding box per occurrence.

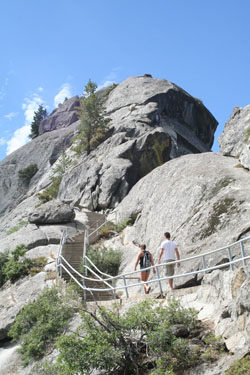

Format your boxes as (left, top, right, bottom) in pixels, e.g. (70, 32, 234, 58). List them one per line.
(143, 251, 151, 268)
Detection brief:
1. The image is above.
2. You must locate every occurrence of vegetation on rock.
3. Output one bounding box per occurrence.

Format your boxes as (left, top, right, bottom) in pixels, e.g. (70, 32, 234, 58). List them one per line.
(226, 354, 250, 375)
(99, 217, 134, 239)
(37, 150, 71, 203)
(29, 104, 48, 138)
(18, 164, 38, 186)
(6, 220, 28, 235)
(9, 286, 74, 365)
(0, 244, 47, 287)
(72, 79, 111, 155)
(86, 246, 122, 276)
(33, 297, 225, 374)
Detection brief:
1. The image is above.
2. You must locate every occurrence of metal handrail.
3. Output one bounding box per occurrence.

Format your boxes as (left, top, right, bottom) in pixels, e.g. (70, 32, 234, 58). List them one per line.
(57, 224, 250, 299)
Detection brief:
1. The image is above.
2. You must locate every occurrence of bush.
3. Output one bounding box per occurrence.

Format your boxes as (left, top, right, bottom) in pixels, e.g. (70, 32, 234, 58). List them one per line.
(99, 218, 133, 239)
(0, 245, 47, 287)
(38, 298, 199, 375)
(226, 354, 250, 375)
(86, 246, 122, 276)
(18, 164, 38, 185)
(9, 286, 74, 365)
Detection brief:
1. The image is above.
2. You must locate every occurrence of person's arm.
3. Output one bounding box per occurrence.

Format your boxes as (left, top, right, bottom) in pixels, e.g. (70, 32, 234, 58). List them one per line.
(150, 253, 156, 273)
(175, 247, 180, 267)
(134, 252, 141, 271)
(158, 248, 164, 264)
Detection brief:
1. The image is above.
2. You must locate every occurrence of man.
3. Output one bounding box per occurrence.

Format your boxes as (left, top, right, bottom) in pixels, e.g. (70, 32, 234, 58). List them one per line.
(158, 232, 180, 290)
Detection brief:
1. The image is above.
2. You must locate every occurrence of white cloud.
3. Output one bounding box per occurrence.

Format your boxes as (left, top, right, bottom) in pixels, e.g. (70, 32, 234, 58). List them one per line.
(38, 87, 43, 92)
(6, 92, 44, 155)
(6, 125, 30, 155)
(4, 112, 19, 120)
(54, 83, 71, 108)
(22, 94, 43, 123)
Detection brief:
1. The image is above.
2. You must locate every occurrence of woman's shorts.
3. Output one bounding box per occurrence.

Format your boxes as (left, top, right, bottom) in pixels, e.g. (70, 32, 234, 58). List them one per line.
(165, 259, 175, 276)
(140, 266, 150, 273)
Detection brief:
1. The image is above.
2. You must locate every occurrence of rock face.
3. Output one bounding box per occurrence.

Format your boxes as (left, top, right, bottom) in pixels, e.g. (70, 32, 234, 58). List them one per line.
(219, 104, 250, 169)
(111, 152, 250, 288)
(0, 124, 78, 215)
(39, 96, 80, 134)
(28, 200, 75, 224)
(58, 76, 218, 210)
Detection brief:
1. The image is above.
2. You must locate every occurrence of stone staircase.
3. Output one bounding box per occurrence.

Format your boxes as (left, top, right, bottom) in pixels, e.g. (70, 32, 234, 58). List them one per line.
(60, 211, 116, 302)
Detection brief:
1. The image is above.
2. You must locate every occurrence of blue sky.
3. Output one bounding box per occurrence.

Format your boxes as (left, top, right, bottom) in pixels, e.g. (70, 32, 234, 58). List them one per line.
(0, 0, 249, 161)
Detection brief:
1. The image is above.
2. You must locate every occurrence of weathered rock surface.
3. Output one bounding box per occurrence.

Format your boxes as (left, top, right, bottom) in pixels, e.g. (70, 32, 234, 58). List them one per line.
(219, 104, 250, 169)
(0, 124, 78, 215)
(59, 128, 171, 210)
(28, 200, 75, 224)
(111, 152, 250, 288)
(59, 76, 217, 210)
(39, 96, 80, 134)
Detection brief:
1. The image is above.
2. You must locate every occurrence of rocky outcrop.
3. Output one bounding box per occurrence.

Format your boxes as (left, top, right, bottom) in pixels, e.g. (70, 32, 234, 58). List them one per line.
(59, 128, 171, 210)
(0, 124, 78, 215)
(39, 96, 80, 134)
(219, 104, 250, 169)
(110, 152, 250, 288)
(58, 76, 217, 210)
(28, 200, 75, 224)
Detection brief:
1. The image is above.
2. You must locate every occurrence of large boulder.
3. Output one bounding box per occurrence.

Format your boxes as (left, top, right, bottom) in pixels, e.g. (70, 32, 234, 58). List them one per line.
(28, 200, 75, 224)
(219, 104, 250, 169)
(59, 76, 217, 210)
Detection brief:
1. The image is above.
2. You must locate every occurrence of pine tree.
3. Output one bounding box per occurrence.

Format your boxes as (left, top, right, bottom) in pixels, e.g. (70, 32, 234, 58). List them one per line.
(29, 105, 48, 138)
(73, 79, 110, 155)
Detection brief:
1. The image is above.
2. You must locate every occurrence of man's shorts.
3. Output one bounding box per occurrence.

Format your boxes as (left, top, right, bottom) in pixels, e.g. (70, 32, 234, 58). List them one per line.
(165, 259, 175, 276)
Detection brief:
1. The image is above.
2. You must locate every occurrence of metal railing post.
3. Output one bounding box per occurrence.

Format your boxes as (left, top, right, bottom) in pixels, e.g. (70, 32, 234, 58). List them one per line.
(112, 279, 116, 300)
(240, 241, 246, 267)
(227, 247, 233, 270)
(202, 256, 207, 274)
(82, 230, 88, 301)
(155, 265, 163, 296)
(123, 275, 129, 298)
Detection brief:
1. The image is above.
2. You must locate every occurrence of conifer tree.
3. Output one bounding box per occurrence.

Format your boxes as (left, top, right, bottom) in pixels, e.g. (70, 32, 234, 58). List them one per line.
(29, 105, 48, 138)
(73, 79, 110, 155)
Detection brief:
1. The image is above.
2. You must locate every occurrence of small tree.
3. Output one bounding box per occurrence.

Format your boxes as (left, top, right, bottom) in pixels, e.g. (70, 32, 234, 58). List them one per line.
(29, 105, 48, 138)
(37, 150, 71, 203)
(73, 79, 110, 155)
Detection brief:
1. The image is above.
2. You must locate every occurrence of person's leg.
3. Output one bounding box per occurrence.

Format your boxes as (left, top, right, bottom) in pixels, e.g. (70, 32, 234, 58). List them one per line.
(166, 261, 175, 291)
(141, 271, 150, 293)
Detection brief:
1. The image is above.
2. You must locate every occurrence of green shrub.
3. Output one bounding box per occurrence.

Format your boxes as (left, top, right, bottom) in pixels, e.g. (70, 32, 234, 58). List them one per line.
(0, 251, 9, 287)
(0, 246, 47, 287)
(1, 245, 30, 285)
(18, 164, 38, 185)
(38, 298, 199, 374)
(9, 286, 74, 365)
(6, 220, 28, 235)
(226, 354, 250, 375)
(37, 175, 62, 203)
(86, 246, 122, 276)
(99, 218, 133, 239)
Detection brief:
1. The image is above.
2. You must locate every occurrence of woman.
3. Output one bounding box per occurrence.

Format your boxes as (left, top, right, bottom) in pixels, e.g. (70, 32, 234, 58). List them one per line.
(134, 244, 156, 294)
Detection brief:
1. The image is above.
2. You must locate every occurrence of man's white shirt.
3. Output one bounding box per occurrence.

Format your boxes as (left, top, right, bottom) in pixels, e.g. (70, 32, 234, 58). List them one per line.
(161, 240, 177, 260)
